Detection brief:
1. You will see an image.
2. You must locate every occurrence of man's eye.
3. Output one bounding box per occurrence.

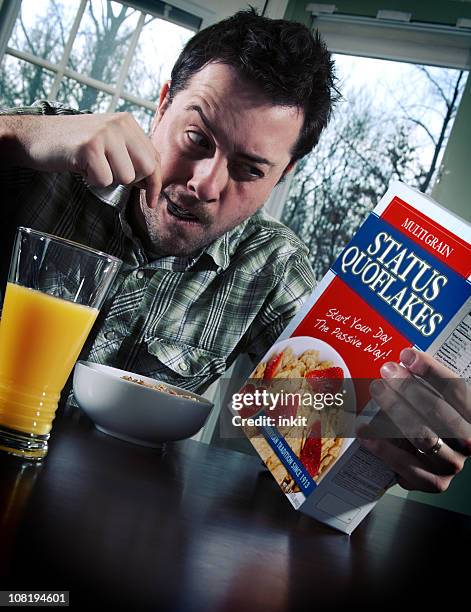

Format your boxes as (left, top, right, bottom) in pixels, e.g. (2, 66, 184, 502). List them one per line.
(229, 163, 264, 181)
(238, 164, 264, 179)
(246, 165, 263, 178)
(186, 131, 210, 148)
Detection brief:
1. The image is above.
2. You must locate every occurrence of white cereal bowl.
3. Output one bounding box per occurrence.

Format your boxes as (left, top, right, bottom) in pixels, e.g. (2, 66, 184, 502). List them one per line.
(73, 360, 214, 447)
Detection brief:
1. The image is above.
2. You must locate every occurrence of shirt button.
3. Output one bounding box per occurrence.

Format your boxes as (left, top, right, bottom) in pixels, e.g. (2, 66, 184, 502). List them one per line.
(104, 330, 118, 341)
(178, 362, 188, 372)
(135, 270, 145, 279)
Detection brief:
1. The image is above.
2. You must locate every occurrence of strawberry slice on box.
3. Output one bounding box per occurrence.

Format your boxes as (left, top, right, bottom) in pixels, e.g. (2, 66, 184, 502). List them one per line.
(305, 366, 344, 394)
(270, 390, 299, 421)
(264, 352, 283, 380)
(238, 383, 265, 419)
(300, 420, 322, 478)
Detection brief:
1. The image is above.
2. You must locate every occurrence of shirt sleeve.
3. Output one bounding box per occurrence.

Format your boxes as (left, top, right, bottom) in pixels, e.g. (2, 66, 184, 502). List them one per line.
(0, 100, 86, 190)
(242, 250, 316, 364)
(0, 99, 87, 116)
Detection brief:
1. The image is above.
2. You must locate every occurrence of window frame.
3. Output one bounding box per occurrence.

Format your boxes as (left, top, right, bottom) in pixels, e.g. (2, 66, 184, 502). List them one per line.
(307, 12, 471, 70)
(265, 11, 471, 220)
(0, 0, 212, 115)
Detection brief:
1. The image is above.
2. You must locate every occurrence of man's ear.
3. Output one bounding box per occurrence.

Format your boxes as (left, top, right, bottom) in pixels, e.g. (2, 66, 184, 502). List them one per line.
(276, 161, 297, 186)
(151, 80, 171, 135)
(283, 161, 296, 176)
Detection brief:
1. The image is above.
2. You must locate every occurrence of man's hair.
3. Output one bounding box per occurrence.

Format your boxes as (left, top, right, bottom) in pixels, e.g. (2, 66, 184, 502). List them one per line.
(169, 8, 338, 163)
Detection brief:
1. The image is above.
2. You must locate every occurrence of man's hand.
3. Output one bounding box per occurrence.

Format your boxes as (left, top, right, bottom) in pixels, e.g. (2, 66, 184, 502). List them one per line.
(1, 113, 161, 207)
(358, 348, 471, 493)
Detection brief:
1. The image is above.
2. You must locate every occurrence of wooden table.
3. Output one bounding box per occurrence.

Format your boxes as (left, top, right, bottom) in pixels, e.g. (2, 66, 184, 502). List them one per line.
(1, 407, 470, 610)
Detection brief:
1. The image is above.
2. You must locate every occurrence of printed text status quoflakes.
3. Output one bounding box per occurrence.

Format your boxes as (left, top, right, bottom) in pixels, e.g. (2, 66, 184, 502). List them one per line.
(341, 230, 446, 336)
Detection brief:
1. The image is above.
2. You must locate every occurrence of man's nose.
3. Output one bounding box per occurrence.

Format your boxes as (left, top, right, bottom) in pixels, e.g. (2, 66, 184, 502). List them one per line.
(187, 156, 228, 203)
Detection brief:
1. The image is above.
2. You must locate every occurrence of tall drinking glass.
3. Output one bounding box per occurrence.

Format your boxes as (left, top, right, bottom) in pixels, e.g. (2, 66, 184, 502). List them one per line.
(0, 227, 122, 460)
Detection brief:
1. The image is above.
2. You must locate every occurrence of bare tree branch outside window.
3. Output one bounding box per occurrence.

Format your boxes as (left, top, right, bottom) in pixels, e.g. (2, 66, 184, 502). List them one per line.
(0, 0, 194, 129)
(282, 56, 467, 279)
(0, 7, 466, 277)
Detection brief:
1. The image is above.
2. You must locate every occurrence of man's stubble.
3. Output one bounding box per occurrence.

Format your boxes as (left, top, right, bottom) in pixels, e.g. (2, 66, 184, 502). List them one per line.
(138, 189, 262, 258)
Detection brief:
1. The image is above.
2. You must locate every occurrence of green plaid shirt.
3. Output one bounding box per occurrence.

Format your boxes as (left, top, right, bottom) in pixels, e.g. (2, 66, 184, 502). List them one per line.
(1, 101, 315, 393)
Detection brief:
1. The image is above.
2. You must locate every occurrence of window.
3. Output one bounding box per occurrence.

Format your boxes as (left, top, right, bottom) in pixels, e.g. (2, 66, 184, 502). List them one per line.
(278, 13, 469, 280)
(0, 0, 206, 131)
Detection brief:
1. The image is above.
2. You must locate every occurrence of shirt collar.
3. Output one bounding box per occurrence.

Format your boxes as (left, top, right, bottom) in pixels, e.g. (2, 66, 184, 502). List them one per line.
(84, 181, 257, 273)
(201, 216, 253, 272)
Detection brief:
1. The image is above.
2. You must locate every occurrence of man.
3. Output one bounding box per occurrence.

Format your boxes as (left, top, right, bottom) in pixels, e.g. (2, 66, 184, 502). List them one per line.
(0, 10, 469, 493)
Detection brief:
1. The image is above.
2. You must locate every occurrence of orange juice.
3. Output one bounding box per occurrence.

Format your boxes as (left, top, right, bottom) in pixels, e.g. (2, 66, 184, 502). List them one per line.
(0, 282, 98, 435)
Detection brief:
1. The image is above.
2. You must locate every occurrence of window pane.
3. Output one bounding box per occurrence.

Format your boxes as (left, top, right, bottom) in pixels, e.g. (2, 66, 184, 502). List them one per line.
(68, 0, 141, 89)
(282, 56, 468, 279)
(8, 0, 80, 65)
(0, 55, 55, 107)
(56, 76, 112, 112)
(124, 17, 193, 102)
(115, 100, 154, 132)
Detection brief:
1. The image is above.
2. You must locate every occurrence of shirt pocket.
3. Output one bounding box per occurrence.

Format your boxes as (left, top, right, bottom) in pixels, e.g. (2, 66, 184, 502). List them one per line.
(145, 338, 227, 394)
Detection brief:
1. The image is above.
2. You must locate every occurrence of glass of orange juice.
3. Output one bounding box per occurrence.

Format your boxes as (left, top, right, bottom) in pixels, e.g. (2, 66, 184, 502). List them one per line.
(0, 227, 122, 460)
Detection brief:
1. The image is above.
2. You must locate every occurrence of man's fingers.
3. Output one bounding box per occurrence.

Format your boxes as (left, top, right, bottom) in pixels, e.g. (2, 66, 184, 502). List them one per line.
(378, 364, 471, 439)
(135, 167, 161, 209)
(142, 151, 161, 209)
(125, 140, 161, 208)
(369, 378, 438, 449)
(362, 349, 471, 493)
(105, 147, 136, 185)
(83, 148, 113, 188)
(400, 347, 455, 384)
(91, 137, 161, 209)
(379, 361, 471, 441)
(369, 377, 468, 466)
(144, 171, 161, 209)
(358, 437, 459, 493)
(71, 113, 162, 207)
(400, 348, 470, 422)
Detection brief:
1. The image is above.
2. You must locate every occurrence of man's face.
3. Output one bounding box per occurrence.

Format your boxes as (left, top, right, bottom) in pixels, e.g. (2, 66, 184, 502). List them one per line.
(140, 62, 303, 257)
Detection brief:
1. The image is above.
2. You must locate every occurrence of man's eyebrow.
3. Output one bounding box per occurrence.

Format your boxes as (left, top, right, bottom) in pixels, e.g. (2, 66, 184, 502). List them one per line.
(238, 151, 275, 167)
(184, 103, 275, 167)
(185, 104, 215, 134)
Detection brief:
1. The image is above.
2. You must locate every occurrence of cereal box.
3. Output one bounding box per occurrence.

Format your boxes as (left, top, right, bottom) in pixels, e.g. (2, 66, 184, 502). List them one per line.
(231, 181, 471, 534)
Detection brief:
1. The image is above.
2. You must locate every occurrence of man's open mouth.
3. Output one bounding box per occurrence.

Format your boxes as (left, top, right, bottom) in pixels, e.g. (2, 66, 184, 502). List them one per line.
(164, 194, 200, 223)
